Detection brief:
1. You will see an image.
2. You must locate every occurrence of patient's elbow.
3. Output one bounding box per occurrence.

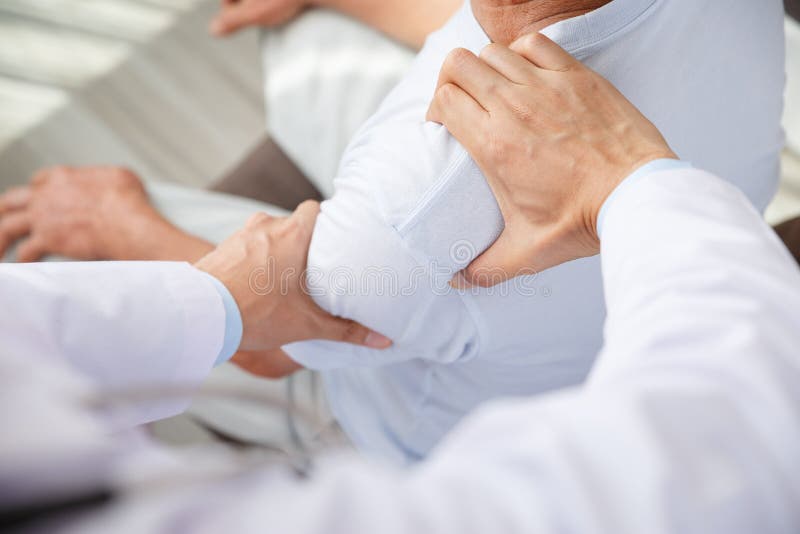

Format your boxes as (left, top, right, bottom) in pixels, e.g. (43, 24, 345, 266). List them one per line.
(304, 208, 423, 342)
(304, 196, 480, 363)
(305, 235, 396, 325)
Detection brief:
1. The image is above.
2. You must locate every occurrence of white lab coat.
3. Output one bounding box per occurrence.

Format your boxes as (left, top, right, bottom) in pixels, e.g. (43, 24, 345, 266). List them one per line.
(1, 167, 799, 533)
(0, 261, 227, 427)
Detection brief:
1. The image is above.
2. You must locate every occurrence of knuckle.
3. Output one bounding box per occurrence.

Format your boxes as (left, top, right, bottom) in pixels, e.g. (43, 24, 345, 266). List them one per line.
(527, 32, 550, 50)
(509, 95, 534, 120)
(479, 42, 502, 60)
(436, 83, 458, 103)
(246, 212, 269, 228)
(513, 33, 538, 54)
(445, 47, 474, 70)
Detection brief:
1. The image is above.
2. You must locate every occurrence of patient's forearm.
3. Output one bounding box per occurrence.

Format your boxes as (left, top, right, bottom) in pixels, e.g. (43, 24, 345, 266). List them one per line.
(111, 216, 214, 263)
(314, 0, 461, 49)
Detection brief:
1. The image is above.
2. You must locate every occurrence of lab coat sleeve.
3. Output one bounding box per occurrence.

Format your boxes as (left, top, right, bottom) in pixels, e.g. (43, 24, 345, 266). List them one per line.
(98, 166, 800, 534)
(0, 261, 226, 425)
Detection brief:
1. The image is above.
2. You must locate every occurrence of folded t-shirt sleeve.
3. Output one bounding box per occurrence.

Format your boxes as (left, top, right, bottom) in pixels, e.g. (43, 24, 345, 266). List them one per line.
(281, 13, 494, 370)
(282, 156, 483, 370)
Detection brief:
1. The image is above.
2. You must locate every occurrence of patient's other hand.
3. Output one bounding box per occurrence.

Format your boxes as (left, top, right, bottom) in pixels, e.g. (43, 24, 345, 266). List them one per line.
(210, 0, 307, 37)
(0, 167, 173, 262)
(0, 166, 215, 263)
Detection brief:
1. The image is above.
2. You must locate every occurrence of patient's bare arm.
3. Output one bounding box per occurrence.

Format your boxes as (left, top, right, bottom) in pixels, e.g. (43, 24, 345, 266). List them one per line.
(317, 0, 462, 48)
(0, 166, 213, 262)
(211, 0, 461, 49)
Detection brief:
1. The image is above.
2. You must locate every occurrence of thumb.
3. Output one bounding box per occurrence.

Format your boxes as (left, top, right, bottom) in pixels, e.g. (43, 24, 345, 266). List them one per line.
(319, 315, 393, 349)
(210, 4, 256, 36)
(453, 230, 533, 288)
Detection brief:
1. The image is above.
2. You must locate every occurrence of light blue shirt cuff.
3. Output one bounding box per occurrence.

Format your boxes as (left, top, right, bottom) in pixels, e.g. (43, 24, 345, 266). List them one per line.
(203, 273, 243, 367)
(597, 158, 693, 238)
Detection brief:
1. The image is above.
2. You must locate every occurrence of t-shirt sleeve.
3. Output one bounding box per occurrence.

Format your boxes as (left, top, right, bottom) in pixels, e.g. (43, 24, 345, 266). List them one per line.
(282, 154, 483, 369)
(282, 9, 497, 370)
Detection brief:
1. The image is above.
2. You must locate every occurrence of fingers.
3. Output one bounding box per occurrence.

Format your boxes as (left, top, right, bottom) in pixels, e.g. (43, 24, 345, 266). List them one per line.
(231, 349, 304, 379)
(478, 43, 539, 85)
(427, 82, 488, 153)
(15, 236, 47, 263)
(245, 211, 275, 230)
(0, 212, 31, 258)
(291, 200, 321, 235)
(318, 315, 393, 349)
(0, 186, 32, 214)
(210, 2, 256, 36)
(452, 231, 532, 288)
(510, 33, 579, 72)
(32, 165, 78, 187)
(436, 48, 511, 109)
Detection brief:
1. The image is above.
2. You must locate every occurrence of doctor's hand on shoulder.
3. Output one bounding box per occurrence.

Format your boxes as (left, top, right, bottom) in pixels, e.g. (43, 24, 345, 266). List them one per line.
(195, 201, 392, 378)
(427, 33, 677, 287)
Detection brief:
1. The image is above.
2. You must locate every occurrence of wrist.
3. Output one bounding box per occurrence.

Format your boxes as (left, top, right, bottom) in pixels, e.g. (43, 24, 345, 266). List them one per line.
(107, 208, 213, 261)
(99, 207, 160, 260)
(594, 155, 689, 240)
(155, 225, 215, 262)
(194, 249, 278, 352)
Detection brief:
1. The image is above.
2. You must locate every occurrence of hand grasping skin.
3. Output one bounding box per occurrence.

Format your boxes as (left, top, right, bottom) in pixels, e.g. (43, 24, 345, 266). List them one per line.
(196, 201, 393, 378)
(427, 34, 676, 287)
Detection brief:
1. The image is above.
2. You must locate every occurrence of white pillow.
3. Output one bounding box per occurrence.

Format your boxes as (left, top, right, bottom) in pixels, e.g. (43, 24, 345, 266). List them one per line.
(261, 10, 414, 197)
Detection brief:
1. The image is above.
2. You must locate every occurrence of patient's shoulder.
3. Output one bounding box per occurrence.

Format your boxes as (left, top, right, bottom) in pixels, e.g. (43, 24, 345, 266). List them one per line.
(329, 4, 501, 268)
(334, 103, 503, 271)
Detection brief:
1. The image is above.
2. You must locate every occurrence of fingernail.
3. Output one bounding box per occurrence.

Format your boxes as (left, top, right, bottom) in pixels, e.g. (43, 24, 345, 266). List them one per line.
(209, 20, 224, 35)
(450, 271, 472, 289)
(365, 331, 392, 349)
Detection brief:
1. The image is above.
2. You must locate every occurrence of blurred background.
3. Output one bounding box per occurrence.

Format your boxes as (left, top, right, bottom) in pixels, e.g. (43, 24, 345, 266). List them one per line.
(0, 0, 798, 225)
(0, 0, 264, 190)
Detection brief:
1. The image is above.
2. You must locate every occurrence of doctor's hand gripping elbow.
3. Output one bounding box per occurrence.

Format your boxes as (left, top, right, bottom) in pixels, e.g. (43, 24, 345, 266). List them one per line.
(195, 200, 392, 377)
(427, 33, 679, 287)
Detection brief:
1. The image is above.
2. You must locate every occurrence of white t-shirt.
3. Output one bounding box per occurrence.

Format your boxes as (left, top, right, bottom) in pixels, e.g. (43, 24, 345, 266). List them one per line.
(283, 0, 786, 462)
